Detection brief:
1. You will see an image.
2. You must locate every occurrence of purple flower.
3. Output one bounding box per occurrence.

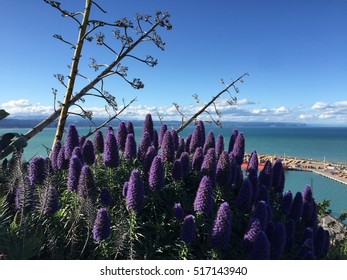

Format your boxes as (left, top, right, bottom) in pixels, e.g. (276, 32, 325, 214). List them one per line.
(203, 131, 215, 155)
(242, 218, 262, 254)
(104, 132, 119, 168)
(138, 131, 151, 162)
(142, 113, 154, 141)
(232, 132, 245, 166)
(270, 222, 286, 259)
(176, 137, 185, 159)
(193, 176, 213, 215)
(215, 151, 231, 188)
(116, 121, 128, 152)
(51, 140, 62, 171)
(171, 129, 179, 151)
(93, 130, 104, 154)
(148, 156, 164, 191)
(306, 200, 318, 228)
(79, 135, 86, 148)
(160, 130, 175, 163)
(126, 121, 135, 136)
(100, 187, 113, 207)
(93, 208, 111, 241)
(180, 215, 196, 245)
(124, 133, 137, 160)
(179, 152, 190, 176)
(301, 227, 314, 246)
(280, 190, 293, 216)
(122, 182, 128, 197)
(64, 124, 80, 160)
(15, 178, 34, 212)
(302, 185, 314, 222)
(297, 238, 315, 259)
(172, 159, 183, 181)
(29, 156, 46, 185)
(210, 202, 232, 250)
(57, 146, 69, 170)
(247, 151, 258, 174)
(228, 129, 239, 153)
(126, 170, 145, 214)
(78, 165, 97, 202)
(285, 219, 296, 250)
(256, 185, 269, 203)
(258, 160, 273, 189)
(196, 120, 206, 146)
(250, 201, 269, 231)
(72, 146, 84, 164)
(289, 191, 303, 222)
(272, 159, 285, 193)
(152, 129, 159, 151)
(173, 203, 184, 220)
(159, 124, 168, 148)
(42, 185, 59, 215)
(216, 134, 224, 159)
(185, 133, 192, 153)
(67, 156, 83, 192)
(200, 148, 216, 180)
(82, 139, 95, 166)
(249, 231, 270, 260)
(314, 226, 326, 257)
(189, 124, 203, 154)
(235, 179, 253, 212)
(143, 146, 157, 178)
(192, 147, 204, 171)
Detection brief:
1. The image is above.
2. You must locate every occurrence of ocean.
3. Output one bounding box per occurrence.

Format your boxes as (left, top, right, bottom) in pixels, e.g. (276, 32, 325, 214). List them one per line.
(1, 124, 347, 221)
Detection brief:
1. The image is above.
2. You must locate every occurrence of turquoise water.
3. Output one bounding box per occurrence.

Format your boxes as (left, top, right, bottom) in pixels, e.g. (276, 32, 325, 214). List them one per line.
(1, 125, 347, 220)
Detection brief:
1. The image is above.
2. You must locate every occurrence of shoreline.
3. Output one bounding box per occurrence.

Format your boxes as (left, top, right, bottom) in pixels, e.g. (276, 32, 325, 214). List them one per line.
(244, 153, 347, 186)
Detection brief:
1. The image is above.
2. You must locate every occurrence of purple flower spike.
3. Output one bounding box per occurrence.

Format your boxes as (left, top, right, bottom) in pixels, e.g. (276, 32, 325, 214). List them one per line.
(126, 121, 135, 136)
(280, 190, 293, 216)
(216, 151, 231, 188)
(173, 203, 184, 220)
(196, 120, 206, 146)
(242, 218, 262, 254)
(193, 176, 213, 215)
(172, 159, 183, 181)
(126, 170, 145, 214)
(67, 156, 83, 192)
(29, 156, 46, 185)
(16, 177, 34, 212)
(72, 146, 84, 164)
(314, 226, 326, 257)
(179, 152, 190, 176)
(176, 137, 185, 159)
(116, 121, 128, 152)
(79, 135, 86, 148)
(152, 129, 159, 151)
(256, 185, 269, 204)
(189, 124, 203, 154)
(51, 140, 62, 171)
(235, 179, 253, 212)
(171, 129, 179, 151)
(93, 130, 104, 154)
(57, 146, 69, 170)
(270, 222, 286, 260)
(78, 165, 97, 202)
(160, 130, 175, 163)
(100, 187, 113, 207)
(138, 131, 151, 162)
(185, 133, 192, 153)
(272, 159, 285, 193)
(249, 231, 270, 260)
(302, 185, 314, 222)
(258, 160, 273, 189)
(180, 215, 196, 245)
(216, 134, 224, 159)
(42, 185, 59, 215)
(192, 147, 204, 171)
(82, 139, 95, 166)
(250, 201, 269, 231)
(148, 156, 165, 191)
(143, 146, 157, 178)
(64, 124, 80, 160)
(159, 124, 168, 148)
(210, 202, 232, 251)
(93, 208, 111, 241)
(232, 132, 245, 166)
(142, 113, 154, 141)
(285, 219, 296, 250)
(297, 238, 315, 259)
(200, 148, 216, 180)
(104, 132, 119, 168)
(122, 182, 129, 197)
(247, 151, 258, 174)
(203, 131, 215, 155)
(124, 133, 137, 160)
(289, 191, 303, 222)
(228, 129, 239, 153)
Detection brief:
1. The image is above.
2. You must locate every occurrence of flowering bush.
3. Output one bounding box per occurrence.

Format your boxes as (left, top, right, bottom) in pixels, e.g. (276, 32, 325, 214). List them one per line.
(0, 114, 336, 260)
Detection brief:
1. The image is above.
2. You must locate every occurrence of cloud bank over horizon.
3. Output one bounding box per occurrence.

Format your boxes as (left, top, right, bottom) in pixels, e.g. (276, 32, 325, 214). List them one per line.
(2, 98, 347, 125)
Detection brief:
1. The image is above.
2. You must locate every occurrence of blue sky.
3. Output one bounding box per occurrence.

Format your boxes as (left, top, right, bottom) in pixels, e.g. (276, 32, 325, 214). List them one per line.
(1, 0, 347, 125)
